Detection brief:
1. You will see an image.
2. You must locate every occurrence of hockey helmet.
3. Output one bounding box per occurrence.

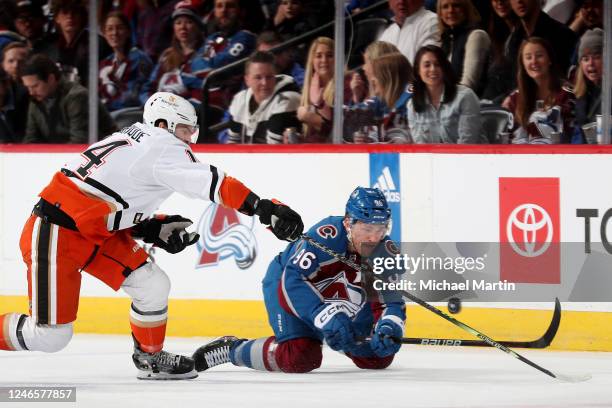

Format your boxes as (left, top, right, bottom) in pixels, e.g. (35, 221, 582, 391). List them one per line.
(345, 187, 391, 224)
(143, 92, 199, 143)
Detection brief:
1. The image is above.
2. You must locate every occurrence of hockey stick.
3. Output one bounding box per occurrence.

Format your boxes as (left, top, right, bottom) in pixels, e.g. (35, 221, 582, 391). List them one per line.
(393, 297, 560, 348)
(300, 234, 590, 382)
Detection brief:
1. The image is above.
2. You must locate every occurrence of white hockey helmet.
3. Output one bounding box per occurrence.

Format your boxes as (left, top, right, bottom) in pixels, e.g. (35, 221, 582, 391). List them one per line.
(143, 92, 200, 143)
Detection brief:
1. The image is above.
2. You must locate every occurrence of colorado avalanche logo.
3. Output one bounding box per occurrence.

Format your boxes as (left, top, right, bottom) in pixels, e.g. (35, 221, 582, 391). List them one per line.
(196, 203, 257, 269)
(317, 224, 338, 239)
(314, 271, 364, 316)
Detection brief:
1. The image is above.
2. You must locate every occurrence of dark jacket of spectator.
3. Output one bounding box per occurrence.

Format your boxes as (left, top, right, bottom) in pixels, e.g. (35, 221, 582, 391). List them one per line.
(23, 79, 115, 143)
(0, 70, 29, 143)
(440, 25, 490, 96)
(482, 56, 516, 104)
(481, 0, 518, 103)
(267, 11, 317, 41)
(573, 82, 600, 141)
(506, 10, 577, 77)
(45, 29, 112, 87)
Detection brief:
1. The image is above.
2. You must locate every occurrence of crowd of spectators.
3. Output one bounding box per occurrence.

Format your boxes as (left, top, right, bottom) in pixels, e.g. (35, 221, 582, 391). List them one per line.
(0, 0, 607, 144)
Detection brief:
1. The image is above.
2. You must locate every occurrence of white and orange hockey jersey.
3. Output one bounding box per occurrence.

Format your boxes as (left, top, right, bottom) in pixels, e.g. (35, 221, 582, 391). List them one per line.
(39, 122, 253, 245)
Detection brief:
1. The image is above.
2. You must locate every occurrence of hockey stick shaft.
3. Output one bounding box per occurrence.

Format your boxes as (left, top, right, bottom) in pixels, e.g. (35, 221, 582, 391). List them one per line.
(395, 297, 561, 348)
(300, 234, 587, 382)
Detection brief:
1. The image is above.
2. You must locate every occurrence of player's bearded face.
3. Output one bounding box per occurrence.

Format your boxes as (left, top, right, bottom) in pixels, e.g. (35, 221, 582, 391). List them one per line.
(346, 220, 388, 256)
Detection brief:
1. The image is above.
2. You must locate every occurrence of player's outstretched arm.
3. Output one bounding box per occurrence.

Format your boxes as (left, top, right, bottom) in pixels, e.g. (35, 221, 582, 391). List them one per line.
(218, 176, 303, 242)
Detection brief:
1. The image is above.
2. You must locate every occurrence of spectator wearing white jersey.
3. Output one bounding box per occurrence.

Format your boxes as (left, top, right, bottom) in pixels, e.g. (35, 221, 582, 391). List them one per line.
(378, 0, 439, 64)
(226, 51, 301, 144)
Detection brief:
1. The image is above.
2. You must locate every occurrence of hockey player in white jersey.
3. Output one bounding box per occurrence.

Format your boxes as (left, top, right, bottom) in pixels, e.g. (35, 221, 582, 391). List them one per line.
(0, 92, 304, 380)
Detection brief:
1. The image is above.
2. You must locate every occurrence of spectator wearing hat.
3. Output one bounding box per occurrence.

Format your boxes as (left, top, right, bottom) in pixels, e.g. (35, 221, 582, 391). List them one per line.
(572, 28, 603, 143)
(0, 0, 26, 55)
(20, 54, 116, 143)
(140, 5, 206, 105)
(14, 0, 53, 55)
(99, 11, 153, 112)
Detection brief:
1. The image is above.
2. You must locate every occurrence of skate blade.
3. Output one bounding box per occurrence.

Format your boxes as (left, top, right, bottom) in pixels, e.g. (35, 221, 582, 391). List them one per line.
(137, 369, 198, 380)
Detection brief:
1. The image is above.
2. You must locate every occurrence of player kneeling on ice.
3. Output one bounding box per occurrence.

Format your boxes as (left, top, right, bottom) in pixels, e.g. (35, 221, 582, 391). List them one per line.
(193, 187, 405, 373)
(0, 92, 303, 380)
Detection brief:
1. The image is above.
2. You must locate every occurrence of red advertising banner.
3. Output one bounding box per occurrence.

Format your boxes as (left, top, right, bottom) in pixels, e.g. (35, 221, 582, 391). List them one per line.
(499, 178, 560, 283)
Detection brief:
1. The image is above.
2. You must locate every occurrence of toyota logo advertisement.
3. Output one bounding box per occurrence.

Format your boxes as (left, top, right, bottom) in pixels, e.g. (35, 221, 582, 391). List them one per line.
(499, 178, 560, 284)
(506, 203, 553, 258)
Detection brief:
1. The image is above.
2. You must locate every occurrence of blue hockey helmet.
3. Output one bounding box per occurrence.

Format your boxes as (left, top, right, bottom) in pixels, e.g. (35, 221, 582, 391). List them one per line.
(345, 187, 391, 224)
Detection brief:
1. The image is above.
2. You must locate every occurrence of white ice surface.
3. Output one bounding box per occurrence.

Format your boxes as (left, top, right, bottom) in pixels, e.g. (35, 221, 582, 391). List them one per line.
(1, 334, 611, 408)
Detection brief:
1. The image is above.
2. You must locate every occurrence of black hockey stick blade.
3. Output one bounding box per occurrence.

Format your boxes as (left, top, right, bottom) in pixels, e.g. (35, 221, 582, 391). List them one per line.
(396, 297, 561, 348)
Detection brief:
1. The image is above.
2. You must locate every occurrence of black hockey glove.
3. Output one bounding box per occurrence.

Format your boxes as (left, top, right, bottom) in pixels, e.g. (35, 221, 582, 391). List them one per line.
(132, 215, 200, 254)
(255, 199, 304, 242)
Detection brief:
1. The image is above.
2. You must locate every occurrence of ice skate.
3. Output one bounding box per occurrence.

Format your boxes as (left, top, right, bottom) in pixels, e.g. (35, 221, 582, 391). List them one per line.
(192, 336, 244, 372)
(132, 342, 198, 380)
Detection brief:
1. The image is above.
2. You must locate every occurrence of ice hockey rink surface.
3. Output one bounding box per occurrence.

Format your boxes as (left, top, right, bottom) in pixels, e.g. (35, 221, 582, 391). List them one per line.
(1, 334, 611, 408)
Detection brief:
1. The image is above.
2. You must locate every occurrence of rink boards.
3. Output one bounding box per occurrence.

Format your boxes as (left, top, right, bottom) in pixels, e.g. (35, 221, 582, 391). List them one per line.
(1, 144, 612, 351)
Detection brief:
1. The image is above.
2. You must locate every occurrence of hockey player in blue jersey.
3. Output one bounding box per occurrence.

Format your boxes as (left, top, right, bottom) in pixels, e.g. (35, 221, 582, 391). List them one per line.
(192, 187, 406, 373)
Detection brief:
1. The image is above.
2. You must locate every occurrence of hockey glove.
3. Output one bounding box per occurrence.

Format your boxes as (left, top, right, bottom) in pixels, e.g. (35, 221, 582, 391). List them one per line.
(132, 215, 200, 254)
(255, 199, 304, 242)
(312, 303, 356, 351)
(370, 317, 404, 357)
